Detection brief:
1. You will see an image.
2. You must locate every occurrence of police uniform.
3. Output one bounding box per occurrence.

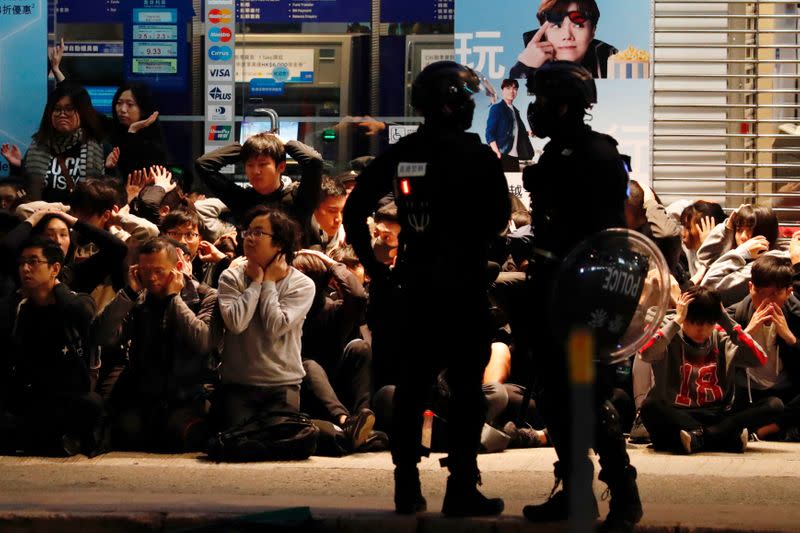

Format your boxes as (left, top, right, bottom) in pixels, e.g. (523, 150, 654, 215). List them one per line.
(343, 65, 510, 515)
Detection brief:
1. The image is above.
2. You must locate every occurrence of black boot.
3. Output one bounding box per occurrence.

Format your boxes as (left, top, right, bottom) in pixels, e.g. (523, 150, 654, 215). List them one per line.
(441, 472, 504, 517)
(394, 466, 427, 514)
(523, 486, 599, 522)
(597, 466, 643, 533)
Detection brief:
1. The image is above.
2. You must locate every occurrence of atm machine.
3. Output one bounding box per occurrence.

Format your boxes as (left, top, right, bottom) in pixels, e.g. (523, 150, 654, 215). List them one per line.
(234, 33, 369, 166)
(404, 34, 454, 117)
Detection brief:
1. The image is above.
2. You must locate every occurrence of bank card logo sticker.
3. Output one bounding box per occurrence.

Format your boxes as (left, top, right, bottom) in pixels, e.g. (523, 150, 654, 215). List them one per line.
(208, 46, 233, 61)
(208, 84, 233, 101)
(208, 27, 233, 43)
(207, 66, 233, 81)
(207, 105, 231, 121)
(207, 9, 232, 24)
(398, 162, 427, 177)
(208, 125, 232, 142)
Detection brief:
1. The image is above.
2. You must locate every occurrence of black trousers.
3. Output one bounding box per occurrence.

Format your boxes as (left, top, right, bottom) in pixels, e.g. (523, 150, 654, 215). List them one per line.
(111, 398, 208, 452)
(733, 386, 800, 431)
(528, 266, 632, 490)
(641, 396, 783, 452)
(0, 392, 105, 456)
(383, 285, 491, 477)
(301, 339, 373, 421)
(209, 383, 301, 433)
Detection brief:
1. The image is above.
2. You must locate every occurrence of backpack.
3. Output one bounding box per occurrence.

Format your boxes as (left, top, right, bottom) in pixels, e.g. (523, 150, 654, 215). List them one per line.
(207, 411, 319, 462)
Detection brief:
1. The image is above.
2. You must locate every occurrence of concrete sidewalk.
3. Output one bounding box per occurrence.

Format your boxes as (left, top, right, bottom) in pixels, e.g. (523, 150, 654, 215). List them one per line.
(0, 441, 798, 531)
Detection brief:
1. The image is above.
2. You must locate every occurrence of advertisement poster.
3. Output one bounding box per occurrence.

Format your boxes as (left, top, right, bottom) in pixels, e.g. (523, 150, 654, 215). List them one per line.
(456, 0, 652, 202)
(0, 0, 47, 178)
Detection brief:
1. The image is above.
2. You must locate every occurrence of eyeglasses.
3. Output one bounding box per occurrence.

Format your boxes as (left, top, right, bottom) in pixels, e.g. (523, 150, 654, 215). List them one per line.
(165, 230, 200, 240)
(242, 229, 273, 240)
(138, 267, 169, 278)
(52, 106, 77, 116)
(540, 10, 589, 26)
(17, 257, 50, 267)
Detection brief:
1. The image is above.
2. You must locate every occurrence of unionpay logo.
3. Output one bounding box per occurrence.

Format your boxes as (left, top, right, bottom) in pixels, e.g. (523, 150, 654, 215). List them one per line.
(208, 66, 233, 81)
(207, 105, 232, 122)
(208, 27, 233, 43)
(208, 84, 233, 101)
(208, 125, 233, 142)
(207, 8, 232, 24)
(208, 46, 233, 61)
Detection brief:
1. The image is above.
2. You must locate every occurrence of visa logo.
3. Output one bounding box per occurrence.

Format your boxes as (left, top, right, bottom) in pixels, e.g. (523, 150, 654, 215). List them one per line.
(208, 67, 232, 81)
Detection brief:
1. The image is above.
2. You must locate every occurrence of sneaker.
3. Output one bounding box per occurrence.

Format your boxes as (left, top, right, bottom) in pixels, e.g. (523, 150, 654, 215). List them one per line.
(359, 430, 389, 453)
(341, 408, 375, 452)
(628, 412, 650, 444)
(679, 429, 703, 455)
(503, 421, 546, 448)
(730, 428, 748, 453)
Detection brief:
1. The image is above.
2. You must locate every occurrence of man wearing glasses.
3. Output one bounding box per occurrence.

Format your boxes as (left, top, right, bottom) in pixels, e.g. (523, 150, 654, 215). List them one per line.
(212, 205, 315, 434)
(92, 237, 219, 452)
(2, 238, 102, 456)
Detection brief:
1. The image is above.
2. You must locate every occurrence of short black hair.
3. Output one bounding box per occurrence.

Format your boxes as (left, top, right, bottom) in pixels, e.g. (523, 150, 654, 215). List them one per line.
(20, 237, 65, 267)
(320, 176, 347, 201)
(161, 208, 200, 233)
(734, 205, 779, 249)
(684, 286, 723, 325)
(241, 205, 301, 265)
(680, 200, 726, 230)
(138, 237, 178, 263)
(328, 244, 361, 269)
(240, 133, 286, 164)
(70, 179, 119, 216)
(375, 202, 398, 224)
(626, 180, 645, 217)
(501, 79, 519, 90)
(751, 255, 793, 289)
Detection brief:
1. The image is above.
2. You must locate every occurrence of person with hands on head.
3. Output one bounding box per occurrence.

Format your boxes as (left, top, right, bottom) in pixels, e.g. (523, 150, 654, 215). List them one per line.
(48, 37, 66, 83)
(679, 200, 726, 283)
(92, 237, 220, 452)
(729, 255, 800, 442)
(699, 205, 784, 306)
(639, 286, 781, 455)
(509, 0, 617, 80)
(211, 205, 315, 434)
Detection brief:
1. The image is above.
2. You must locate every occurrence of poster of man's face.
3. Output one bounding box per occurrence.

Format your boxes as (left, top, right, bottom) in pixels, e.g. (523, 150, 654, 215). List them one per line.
(456, 0, 653, 195)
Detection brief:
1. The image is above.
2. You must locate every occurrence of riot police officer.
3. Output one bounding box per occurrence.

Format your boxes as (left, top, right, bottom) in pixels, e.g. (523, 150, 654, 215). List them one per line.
(521, 61, 643, 532)
(343, 61, 510, 516)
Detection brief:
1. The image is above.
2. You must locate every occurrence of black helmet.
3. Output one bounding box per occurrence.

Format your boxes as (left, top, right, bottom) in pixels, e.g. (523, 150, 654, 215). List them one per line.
(527, 61, 597, 109)
(411, 61, 481, 125)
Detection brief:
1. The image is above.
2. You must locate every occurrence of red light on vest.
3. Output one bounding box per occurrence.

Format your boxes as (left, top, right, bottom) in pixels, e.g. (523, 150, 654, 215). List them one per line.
(400, 179, 412, 196)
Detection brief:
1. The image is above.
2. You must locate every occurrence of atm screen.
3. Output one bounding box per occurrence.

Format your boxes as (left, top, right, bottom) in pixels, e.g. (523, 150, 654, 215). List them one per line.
(86, 86, 118, 115)
(239, 120, 300, 144)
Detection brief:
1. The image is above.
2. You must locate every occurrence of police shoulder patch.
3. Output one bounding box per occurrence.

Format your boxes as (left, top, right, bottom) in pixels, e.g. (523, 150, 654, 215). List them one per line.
(398, 162, 427, 177)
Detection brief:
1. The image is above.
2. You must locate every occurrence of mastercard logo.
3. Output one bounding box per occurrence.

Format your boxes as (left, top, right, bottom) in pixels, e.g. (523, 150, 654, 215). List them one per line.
(208, 9, 232, 24)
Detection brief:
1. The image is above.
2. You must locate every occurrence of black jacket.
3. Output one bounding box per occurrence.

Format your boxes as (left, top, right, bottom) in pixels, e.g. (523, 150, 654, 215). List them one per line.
(195, 140, 323, 245)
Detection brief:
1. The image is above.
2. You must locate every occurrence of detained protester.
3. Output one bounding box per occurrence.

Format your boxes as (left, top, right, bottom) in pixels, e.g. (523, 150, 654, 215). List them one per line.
(160, 208, 230, 288)
(212, 206, 315, 433)
(309, 177, 348, 254)
(195, 132, 323, 245)
(343, 61, 510, 517)
(0, 239, 103, 456)
(92, 238, 219, 452)
(521, 62, 641, 532)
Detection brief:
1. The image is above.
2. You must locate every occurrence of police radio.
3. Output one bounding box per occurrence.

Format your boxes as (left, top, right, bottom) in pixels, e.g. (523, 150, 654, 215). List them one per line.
(394, 162, 433, 234)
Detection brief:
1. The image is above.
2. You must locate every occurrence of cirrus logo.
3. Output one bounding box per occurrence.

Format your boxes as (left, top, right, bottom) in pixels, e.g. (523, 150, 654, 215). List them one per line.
(208, 46, 232, 61)
(208, 27, 232, 43)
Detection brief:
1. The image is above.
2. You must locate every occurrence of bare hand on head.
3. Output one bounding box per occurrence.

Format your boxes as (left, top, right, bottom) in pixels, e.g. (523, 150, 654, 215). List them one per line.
(198, 240, 226, 264)
(741, 235, 769, 259)
(517, 23, 554, 69)
(1, 143, 22, 167)
(214, 229, 238, 249)
(746, 300, 774, 336)
(674, 291, 695, 325)
(697, 216, 716, 246)
(726, 204, 749, 231)
(128, 111, 159, 134)
(166, 268, 185, 296)
(128, 265, 143, 293)
(245, 258, 265, 284)
(265, 253, 290, 282)
(126, 169, 149, 204)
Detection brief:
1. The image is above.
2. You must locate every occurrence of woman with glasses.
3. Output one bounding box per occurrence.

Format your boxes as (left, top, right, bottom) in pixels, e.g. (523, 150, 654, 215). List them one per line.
(509, 0, 617, 79)
(1, 82, 114, 203)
